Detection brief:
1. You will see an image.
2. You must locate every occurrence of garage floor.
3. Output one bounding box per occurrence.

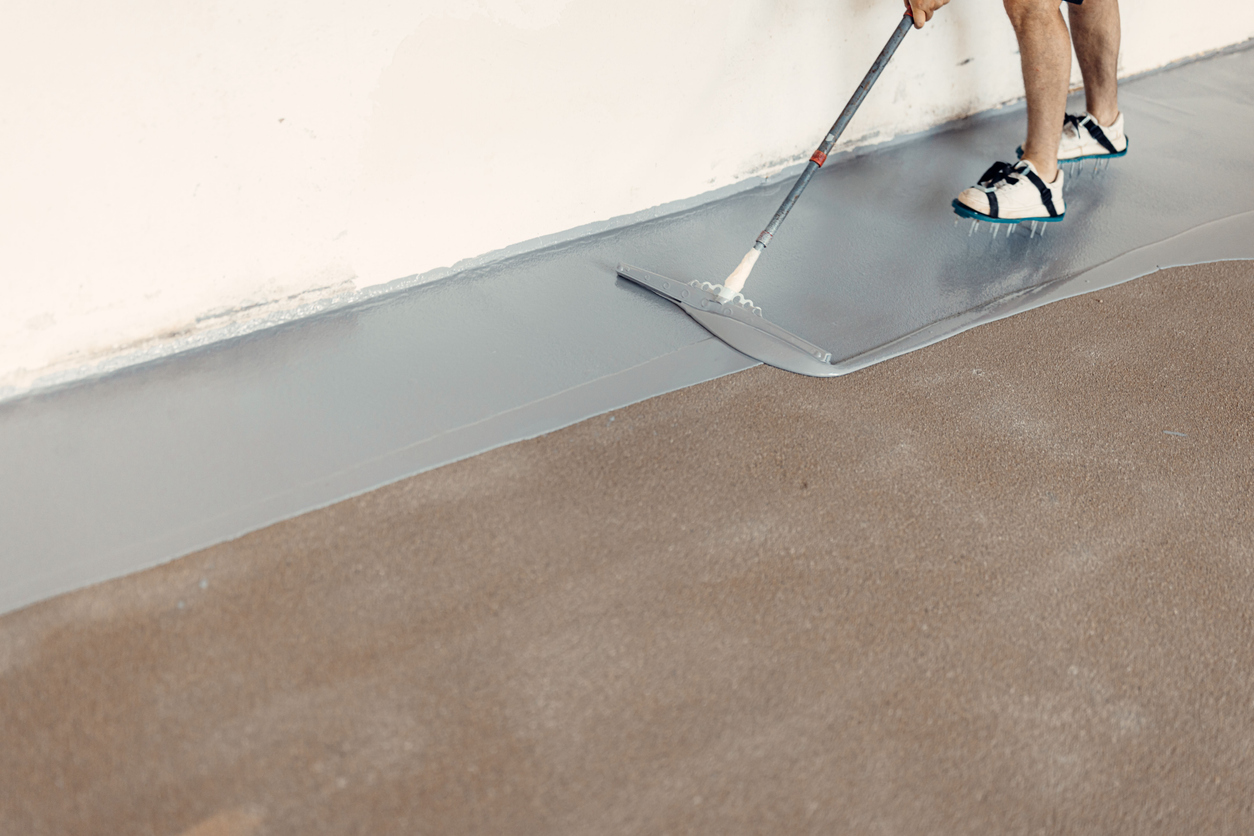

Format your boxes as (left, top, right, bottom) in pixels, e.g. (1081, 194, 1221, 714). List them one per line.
(4, 260, 1251, 835)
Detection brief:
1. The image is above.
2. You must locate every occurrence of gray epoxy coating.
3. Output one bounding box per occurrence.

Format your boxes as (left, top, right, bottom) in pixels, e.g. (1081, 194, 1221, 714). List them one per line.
(641, 45, 1254, 365)
(2, 45, 1253, 614)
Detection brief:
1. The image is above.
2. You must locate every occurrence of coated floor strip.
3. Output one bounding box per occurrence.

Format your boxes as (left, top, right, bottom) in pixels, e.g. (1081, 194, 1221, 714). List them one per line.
(1, 46, 1252, 615)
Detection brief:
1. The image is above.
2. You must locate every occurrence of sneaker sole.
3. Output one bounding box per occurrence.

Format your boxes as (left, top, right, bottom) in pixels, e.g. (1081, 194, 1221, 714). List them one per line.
(1016, 137, 1130, 164)
(951, 199, 1065, 225)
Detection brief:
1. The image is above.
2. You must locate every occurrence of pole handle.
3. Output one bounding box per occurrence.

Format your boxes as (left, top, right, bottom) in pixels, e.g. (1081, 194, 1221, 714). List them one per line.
(753, 13, 913, 250)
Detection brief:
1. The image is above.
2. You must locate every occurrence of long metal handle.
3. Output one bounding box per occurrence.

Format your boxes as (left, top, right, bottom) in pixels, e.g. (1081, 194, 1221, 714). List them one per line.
(753, 11, 914, 251)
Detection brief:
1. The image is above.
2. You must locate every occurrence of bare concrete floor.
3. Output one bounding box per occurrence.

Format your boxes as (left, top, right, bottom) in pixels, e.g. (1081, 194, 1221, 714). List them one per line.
(3, 261, 1253, 835)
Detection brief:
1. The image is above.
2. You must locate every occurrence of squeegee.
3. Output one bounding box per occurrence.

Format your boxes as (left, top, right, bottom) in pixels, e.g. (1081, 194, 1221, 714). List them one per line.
(617, 8, 915, 377)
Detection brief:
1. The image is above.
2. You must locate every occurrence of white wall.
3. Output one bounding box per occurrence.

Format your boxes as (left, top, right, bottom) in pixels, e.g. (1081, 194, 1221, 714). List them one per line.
(3, 0, 1251, 394)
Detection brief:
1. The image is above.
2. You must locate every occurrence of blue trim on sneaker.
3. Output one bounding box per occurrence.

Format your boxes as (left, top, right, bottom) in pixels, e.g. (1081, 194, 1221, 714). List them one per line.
(1015, 136, 1130, 163)
(951, 199, 1065, 224)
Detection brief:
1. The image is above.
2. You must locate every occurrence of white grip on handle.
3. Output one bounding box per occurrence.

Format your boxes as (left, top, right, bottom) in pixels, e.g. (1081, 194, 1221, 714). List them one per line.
(717, 248, 760, 302)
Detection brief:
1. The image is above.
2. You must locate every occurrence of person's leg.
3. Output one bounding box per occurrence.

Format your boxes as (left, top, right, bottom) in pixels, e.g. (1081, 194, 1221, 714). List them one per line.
(1067, 0, 1121, 125)
(1005, 0, 1072, 182)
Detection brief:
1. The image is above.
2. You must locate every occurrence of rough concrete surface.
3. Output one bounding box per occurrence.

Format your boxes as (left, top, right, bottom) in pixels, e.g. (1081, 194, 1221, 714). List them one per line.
(3, 261, 1253, 835)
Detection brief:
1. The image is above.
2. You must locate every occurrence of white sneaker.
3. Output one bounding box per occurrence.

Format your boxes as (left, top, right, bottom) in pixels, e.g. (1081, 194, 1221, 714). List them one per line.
(1057, 111, 1128, 161)
(1017, 112, 1130, 163)
(953, 160, 1066, 223)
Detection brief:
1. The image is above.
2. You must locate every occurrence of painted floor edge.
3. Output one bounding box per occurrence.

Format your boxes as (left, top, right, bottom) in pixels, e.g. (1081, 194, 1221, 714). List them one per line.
(832, 210, 1254, 373)
(5, 225, 1252, 618)
(0, 339, 755, 616)
(7, 217, 1252, 618)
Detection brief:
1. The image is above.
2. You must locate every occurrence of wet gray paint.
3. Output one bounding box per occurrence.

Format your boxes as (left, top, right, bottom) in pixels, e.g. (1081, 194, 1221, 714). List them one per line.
(623, 46, 1254, 367)
(617, 264, 842, 376)
(2, 46, 1253, 615)
(625, 210, 1254, 376)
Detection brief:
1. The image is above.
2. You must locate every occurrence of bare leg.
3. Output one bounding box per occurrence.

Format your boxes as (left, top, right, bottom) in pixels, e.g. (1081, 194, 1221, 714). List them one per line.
(1068, 0, 1121, 125)
(1005, 0, 1072, 182)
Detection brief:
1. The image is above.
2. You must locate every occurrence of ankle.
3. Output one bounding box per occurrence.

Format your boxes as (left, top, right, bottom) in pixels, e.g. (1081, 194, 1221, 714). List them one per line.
(1086, 105, 1120, 127)
(1021, 153, 1058, 183)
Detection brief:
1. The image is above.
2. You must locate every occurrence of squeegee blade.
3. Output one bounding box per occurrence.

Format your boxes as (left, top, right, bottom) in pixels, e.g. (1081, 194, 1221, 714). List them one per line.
(615, 263, 841, 378)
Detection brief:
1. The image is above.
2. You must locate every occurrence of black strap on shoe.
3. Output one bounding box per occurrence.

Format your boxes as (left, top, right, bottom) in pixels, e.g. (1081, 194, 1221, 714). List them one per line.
(978, 161, 1017, 187)
(1022, 166, 1061, 218)
(974, 160, 1059, 218)
(1066, 113, 1119, 155)
(976, 161, 1021, 218)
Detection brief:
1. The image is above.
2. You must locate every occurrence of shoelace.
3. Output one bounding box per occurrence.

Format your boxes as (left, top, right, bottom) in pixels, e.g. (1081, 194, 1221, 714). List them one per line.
(1062, 112, 1090, 140)
(1058, 112, 1108, 142)
(977, 161, 1026, 191)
